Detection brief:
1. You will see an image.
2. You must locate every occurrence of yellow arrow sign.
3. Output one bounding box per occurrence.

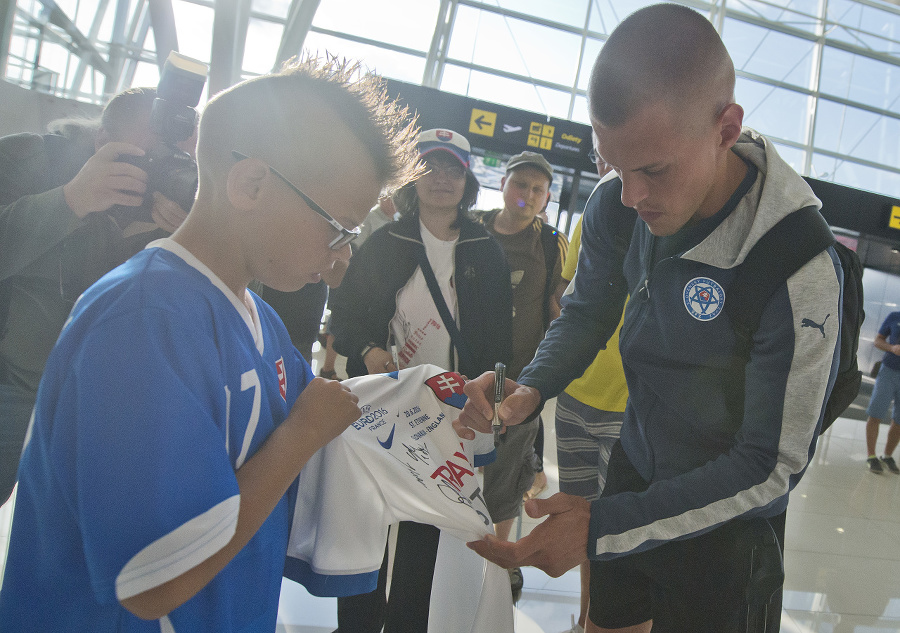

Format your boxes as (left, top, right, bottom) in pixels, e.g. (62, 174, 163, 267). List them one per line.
(469, 109, 497, 137)
(890, 205, 900, 230)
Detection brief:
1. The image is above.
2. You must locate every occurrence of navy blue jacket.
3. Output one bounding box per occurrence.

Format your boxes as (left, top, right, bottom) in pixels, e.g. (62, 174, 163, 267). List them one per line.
(518, 130, 843, 560)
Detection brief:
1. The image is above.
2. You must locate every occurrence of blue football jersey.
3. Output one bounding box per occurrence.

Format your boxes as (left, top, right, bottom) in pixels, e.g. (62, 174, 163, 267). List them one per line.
(0, 240, 313, 632)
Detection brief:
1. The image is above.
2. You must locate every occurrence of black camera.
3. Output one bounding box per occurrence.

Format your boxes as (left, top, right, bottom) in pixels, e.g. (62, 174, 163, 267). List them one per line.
(114, 52, 208, 223)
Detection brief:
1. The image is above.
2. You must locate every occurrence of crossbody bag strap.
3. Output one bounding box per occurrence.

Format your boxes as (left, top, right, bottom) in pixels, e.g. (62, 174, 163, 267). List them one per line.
(415, 246, 475, 372)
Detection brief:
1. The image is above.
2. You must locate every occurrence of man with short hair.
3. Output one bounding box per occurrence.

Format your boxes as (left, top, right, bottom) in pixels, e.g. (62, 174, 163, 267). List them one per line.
(0, 56, 418, 631)
(457, 5, 842, 632)
(478, 151, 567, 596)
(0, 87, 193, 504)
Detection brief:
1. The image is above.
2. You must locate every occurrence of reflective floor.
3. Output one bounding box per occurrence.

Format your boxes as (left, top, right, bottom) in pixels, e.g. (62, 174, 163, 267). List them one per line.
(2, 359, 899, 632)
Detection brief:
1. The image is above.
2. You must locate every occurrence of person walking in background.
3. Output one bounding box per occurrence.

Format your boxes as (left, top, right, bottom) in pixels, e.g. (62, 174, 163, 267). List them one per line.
(864, 311, 900, 474)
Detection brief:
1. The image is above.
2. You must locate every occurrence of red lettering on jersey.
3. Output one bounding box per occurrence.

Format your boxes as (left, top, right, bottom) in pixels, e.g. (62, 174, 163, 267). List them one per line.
(430, 448, 475, 489)
(446, 460, 474, 486)
(431, 465, 456, 488)
(276, 358, 286, 401)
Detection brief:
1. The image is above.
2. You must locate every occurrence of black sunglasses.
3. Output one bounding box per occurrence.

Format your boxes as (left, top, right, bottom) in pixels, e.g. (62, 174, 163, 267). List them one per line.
(232, 151, 360, 250)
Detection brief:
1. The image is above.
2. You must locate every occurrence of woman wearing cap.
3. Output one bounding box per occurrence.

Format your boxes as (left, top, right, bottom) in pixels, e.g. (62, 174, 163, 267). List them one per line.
(329, 129, 512, 631)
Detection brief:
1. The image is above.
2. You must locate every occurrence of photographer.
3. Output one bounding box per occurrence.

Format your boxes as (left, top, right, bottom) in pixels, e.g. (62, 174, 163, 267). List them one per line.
(0, 87, 196, 504)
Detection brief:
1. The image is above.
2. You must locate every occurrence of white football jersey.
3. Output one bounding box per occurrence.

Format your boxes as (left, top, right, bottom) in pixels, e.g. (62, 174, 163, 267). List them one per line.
(285, 364, 514, 632)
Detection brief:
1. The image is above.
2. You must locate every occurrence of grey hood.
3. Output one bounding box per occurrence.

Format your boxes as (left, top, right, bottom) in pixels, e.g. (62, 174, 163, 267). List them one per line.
(684, 127, 821, 269)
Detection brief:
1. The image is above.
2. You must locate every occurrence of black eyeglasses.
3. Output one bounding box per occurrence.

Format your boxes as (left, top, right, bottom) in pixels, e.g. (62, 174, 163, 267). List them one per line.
(422, 159, 466, 180)
(232, 151, 360, 250)
(588, 148, 599, 164)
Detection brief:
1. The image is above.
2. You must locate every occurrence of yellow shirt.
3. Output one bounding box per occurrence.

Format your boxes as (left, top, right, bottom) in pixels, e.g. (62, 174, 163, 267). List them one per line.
(562, 216, 629, 412)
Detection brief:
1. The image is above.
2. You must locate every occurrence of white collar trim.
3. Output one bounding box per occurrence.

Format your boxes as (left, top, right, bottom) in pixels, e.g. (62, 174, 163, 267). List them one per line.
(146, 238, 265, 355)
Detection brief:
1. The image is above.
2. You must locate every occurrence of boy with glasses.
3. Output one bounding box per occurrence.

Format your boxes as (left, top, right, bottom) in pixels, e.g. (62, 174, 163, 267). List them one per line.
(0, 56, 417, 631)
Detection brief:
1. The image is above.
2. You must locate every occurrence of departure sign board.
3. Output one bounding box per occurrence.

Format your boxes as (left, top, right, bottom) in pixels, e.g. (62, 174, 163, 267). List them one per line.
(385, 79, 596, 172)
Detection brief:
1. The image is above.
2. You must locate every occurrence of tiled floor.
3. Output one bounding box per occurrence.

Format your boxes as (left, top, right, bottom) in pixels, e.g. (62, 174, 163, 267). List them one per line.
(3, 351, 900, 632)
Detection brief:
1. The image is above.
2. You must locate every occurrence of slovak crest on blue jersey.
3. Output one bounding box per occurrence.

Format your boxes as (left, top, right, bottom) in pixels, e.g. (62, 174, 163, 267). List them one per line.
(683, 277, 725, 321)
(425, 372, 468, 409)
(276, 357, 287, 401)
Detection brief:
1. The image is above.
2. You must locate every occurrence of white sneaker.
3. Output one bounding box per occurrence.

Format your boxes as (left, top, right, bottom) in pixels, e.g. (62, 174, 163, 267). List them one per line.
(560, 614, 584, 633)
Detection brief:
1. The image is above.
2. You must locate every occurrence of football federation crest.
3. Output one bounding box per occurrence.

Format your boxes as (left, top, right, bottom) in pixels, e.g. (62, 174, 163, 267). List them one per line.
(275, 357, 286, 401)
(425, 372, 468, 409)
(683, 277, 725, 321)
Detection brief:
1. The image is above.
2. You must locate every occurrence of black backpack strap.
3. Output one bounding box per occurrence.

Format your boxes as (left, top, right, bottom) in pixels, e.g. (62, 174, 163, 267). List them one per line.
(727, 205, 835, 358)
(415, 246, 475, 373)
(539, 223, 563, 329)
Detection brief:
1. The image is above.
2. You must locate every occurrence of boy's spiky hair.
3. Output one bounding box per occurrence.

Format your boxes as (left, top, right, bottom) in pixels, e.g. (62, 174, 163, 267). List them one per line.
(275, 52, 421, 192)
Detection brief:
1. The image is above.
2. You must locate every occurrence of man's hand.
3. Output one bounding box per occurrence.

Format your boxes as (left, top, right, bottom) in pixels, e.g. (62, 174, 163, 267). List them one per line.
(363, 347, 396, 375)
(467, 493, 591, 577)
(150, 192, 189, 233)
(287, 377, 360, 450)
(62, 142, 149, 218)
(452, 371, 541, 439)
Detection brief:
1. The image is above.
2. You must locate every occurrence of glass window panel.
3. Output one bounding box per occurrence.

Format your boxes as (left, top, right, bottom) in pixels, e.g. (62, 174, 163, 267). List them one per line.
(131, 61, 161, 91)
(448, 5, 582, 87)
(588, 0, 655, 35)
(77, 69, 104, 97)
(820, 47, 900, 111)
(67, 0, 102, 35)
(242, 18, 283, 75)
(473, 184, 505, 212)
(577, 37, 603, 91)
(172, 0, 213, 63)
(814, 100, 900, 167)
(142, 24, 156, 52)
(302, 32, 426, 84)
(35, 41, 70, 79)
(726, 0, 821, 33)
(571, 94, 590, 125)
(95, 2, 115, 42)
(7, 33, 37, 67)
(723, 18, 815, 89)
(811, 153, 900, 199)
(312, 0, 439, 52)
(826, 0, 900, 55)
(736, 77, 811, 144)
(439, 64, 573, 120)
(251, 0, 290, 20)
(490, 0, 589, 28)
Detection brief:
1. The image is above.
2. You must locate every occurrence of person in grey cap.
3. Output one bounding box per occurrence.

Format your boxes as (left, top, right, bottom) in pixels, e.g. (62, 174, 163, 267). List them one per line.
(477, 149, 568, 600)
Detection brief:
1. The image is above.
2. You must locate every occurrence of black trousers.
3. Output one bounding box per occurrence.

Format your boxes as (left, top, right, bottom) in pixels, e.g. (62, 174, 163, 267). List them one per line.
(589, 441, 785, 633)
(336, 521, 441, 633)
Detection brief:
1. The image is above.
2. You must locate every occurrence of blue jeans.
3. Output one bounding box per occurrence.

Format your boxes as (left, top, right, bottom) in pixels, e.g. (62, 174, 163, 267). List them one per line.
(0, 384, 35, 504)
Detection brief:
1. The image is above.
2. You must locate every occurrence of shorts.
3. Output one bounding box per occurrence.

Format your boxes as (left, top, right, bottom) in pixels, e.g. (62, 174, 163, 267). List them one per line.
(866, 363, 900, 420)
(554, 391, 623, 502)
(482, 417, 539, 523)
(589, 441, 785, 632)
